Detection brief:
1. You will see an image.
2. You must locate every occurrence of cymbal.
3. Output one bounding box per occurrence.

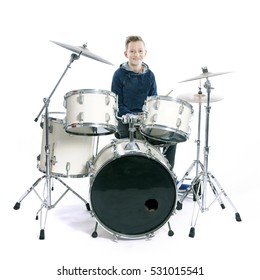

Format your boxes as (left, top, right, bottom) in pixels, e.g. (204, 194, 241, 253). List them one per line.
(179, 71, 231, 83)
(177, 92, 223, 103)
(50, 40, 114, 65)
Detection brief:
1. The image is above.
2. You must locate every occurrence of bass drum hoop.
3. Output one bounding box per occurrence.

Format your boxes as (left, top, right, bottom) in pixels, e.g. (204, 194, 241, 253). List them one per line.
(89, 139, 177, 239)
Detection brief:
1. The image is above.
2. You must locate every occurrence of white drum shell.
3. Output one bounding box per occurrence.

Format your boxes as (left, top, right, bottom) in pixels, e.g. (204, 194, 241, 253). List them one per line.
(64, 89, 117, 136)
(38, 113, 95, 177)
(92, 139, 171, 175)
(141, 96, 193, 143)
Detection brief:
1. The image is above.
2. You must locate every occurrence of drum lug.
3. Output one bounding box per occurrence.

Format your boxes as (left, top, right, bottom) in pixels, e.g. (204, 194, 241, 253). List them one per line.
(63, 98, 67, 109)
(86, 160, 94, 175)
(113, 234, 119, 242)
(146, 232, 155, 240)
(145, 143, 152, 157)
(78, 112, 84, 122)
(154, 99, 160, 110)
(105, 93, 110, 105)
(112, 141, 120, 158)
(152, 113, 158, 123)
(105, 112, 110, 123)
(78, 93, 84, 104)
(179, 104, 184, 114)
(49, 124, 54, 134)
(66, 162, 70, 176)
(176, 118, 182, 128)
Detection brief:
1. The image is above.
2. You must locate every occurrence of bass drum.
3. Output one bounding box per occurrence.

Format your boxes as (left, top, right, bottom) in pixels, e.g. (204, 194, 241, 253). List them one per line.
(90, 139, 177, 239)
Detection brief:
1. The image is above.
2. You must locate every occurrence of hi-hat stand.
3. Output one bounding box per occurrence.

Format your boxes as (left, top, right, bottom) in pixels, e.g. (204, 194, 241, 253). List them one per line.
(13, 52, 90, 240)
(177, 67, 242, 238)
(176, 88, 204, 205)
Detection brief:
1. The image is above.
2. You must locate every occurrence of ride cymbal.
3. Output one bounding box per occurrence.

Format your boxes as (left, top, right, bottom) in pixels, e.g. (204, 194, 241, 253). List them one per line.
(177, 92, 223, 103)
(179, 67, 231, 83)
(51, 40, 114, 65)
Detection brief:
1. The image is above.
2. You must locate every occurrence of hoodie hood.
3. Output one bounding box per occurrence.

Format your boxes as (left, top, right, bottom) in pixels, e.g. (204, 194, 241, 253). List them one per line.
(120, 62, 149, 74)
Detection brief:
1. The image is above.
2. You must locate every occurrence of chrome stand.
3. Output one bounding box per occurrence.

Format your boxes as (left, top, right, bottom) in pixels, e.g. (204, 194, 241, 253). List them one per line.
(13, 53, 91, 240)
(176, 89, 204, 206)
(177, 69, 242, 237)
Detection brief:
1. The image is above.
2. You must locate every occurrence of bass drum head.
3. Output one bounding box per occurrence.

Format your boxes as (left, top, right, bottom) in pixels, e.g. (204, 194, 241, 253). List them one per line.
(90, 151, 176, 238)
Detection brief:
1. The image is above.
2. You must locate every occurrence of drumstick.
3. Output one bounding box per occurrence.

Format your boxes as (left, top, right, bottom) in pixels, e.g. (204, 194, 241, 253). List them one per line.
(165, 90, 173, 96)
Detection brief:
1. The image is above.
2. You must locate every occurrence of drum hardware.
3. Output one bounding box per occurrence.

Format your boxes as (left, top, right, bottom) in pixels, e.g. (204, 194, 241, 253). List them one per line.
(176, 87, 206, 203)
(122, 114, 143, 150)
(176, 67, 241, 238)
(89, 139, 177, 240)
(13, 48, 95, 240)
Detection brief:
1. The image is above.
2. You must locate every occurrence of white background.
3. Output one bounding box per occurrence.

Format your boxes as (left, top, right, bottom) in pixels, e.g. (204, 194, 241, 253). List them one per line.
(1, 0, 259, 279)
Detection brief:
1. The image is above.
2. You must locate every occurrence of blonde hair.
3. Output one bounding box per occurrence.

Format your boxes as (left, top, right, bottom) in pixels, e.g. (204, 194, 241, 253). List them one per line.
(125, 35, 145, 51)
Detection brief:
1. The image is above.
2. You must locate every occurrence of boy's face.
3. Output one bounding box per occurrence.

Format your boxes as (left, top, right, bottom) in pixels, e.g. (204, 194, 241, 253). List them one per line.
(124, 41, 147, 67)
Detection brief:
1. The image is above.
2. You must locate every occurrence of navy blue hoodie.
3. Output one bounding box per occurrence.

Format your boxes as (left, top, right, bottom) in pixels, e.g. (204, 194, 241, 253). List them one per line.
(111, 62, 157, 117)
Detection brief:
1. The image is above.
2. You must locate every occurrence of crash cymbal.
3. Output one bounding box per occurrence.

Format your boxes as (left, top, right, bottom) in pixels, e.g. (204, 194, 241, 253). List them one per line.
(51, 40, 114, 65)
(179, 70, 231, 83)
(177, 92, 223, 103)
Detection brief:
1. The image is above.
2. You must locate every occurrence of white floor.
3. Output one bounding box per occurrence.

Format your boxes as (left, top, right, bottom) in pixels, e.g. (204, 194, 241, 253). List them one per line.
(2, 128, 259, 280)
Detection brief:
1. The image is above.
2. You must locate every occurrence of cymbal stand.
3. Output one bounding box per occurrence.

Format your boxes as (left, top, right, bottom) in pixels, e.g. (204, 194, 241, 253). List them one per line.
(176, 89, 205, 210)
(13, 52, 90, 240)
(177, 69, 242, 237)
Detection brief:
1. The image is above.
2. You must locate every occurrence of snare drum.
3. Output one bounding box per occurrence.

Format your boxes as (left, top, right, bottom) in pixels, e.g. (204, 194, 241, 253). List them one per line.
(38, 113, 95, 178)
(141, 96, 193, 143)
(64, 89, 117, 136)
(89, 139, 177, 239)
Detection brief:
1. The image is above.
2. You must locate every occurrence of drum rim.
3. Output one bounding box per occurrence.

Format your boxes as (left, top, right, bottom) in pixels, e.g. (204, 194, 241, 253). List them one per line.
(41, 112, 66, 124)
(92, 207, 175, 239)
(64, 89, 116, 99)
(89, 139, 177, 239)
(37, 167, 90, 178)
(65, 122, 116, 136)
(147, 95, 193, 110)
(92, 138, 170, 168)
(140, 124, 189, 143)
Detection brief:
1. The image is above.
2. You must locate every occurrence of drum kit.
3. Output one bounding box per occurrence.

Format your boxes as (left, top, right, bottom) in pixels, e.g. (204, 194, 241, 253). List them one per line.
(13, 41, 241, 240)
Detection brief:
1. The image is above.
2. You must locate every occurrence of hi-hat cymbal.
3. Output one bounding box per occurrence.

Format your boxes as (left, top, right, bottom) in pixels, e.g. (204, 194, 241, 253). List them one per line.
(177, 92, 224, 103)
(51, 40, 114, 65)
(179, 71, 231, 83)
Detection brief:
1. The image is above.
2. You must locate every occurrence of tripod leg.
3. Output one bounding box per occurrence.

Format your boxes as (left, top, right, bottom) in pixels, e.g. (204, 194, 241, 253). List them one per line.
(208, 173, 242, 222)
(208, 177, 225, 209)
(13, 176, 46, 210)
(39, 205, 49, 240)
(176, 161, 197, 210)
(189, 199, 201, 238)
(167, 221, 174, 236)
(54, 177, 91, 211)
(92, 222, 98, 238)
(176, 186, 192, 210)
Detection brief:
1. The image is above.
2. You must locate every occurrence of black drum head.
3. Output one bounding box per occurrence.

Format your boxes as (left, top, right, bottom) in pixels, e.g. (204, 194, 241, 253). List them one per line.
(90, 154, 176, 238)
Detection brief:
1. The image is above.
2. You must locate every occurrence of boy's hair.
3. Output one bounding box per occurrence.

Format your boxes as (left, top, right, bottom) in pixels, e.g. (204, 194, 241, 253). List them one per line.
(125, 35, 145, 50)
